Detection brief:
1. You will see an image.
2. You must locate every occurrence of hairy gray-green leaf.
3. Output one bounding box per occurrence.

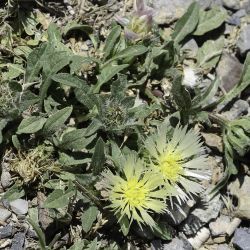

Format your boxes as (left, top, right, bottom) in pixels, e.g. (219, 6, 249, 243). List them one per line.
(192, 78, 221, 109)
(197, 36, 224, 70)
(94, 64, 129, 93)
(17, 116, 47, 134)
(63, 21, 93, 36)
(59, 152, 91, 166)
(3, 183, 25, 201)
(103, 25, 121, 60)
(47, 23, 61, 43)
(81, 206, 99, 233)
(44, 185, 75, 208)
(28, 219, 47, 250)
(70, 55, 99, 74)
(40, 51, 71, 104)
(106, 45, 148, 64)
(43, 106, 73, 135)
(52, 73, 89, 90)
(91, 137, 105, 175)
(172, 2, 199, 44)
(25, 43, 48, 82)
(60, 129, 96, 151)
(194, 7, 228, 36)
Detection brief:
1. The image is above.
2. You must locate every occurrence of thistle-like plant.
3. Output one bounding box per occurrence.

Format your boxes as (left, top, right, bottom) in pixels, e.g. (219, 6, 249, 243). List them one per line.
(144, 125, 210, 202)
(115, 0, 154, 41)
(101, 153, 169, 229)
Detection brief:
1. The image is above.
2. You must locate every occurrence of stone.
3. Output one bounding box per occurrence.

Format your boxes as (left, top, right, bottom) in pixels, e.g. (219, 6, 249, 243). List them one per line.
(222, 0, 241, 10)
(163, 237, 192, 250)
(10, 199, 28, 215)
(222, 99, 249, 120)
(237, 24, 250, 56)
(10, 232, 26, 250)
(216, 52, 243, 93)
(233, 228, 250, 250)
(209, 215, 231, 236)
(0, 171, 12, 189)
(0, 208, 11, 222)
(180, 193, 222, 236)
(227, 9, 246, 26)
(202, 133, 223, 153)
(228, 176, 250, 219)
(0, 224, 13, 239)
(152, 0, 193, 24)
(217, 244, 231, 250)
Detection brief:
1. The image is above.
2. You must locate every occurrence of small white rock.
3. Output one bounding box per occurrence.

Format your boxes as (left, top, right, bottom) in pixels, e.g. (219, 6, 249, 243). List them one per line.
(10, 199, 28, 215)
(0, 171, 12, 189)
(0, 208, 12, 222)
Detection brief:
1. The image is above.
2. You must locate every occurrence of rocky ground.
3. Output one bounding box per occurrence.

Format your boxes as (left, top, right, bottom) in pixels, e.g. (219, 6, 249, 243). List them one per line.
(0, 0, 250, 249)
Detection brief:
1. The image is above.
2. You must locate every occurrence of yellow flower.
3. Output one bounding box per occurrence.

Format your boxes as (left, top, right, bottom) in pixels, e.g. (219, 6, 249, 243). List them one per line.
(101, 154, 169, 228)
(145, 125, 210, 202)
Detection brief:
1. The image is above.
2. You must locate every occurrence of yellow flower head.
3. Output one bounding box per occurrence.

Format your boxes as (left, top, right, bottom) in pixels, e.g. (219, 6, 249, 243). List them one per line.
(145, 125, 210, 202)
(101, 154, 169, 228)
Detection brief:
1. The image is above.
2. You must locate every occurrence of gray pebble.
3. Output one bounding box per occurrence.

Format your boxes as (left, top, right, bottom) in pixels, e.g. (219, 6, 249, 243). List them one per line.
(10, 232, 26, 250)
(1, 171, 12, 189)
(222, 99, 249, 120)
(10, 199, 28, 215)
(227, 9, 246, 26)
(180, 194, 222, 236)
(0, 224, 13, 239)
(216, 52, 243, 93)
(163, 237, 192, 250)
(222, 0, 241, 10)
(0, 208, 11, 222)
(233, 228, 250, 250)
(237, 24, 250, 56)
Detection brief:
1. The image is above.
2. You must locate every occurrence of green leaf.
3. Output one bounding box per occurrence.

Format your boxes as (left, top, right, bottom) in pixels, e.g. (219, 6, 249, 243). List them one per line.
(172, 2, 200, 44)
(51, 73, 89, 90)
(43, 106, 73, 135)
(63, 22, 93, 36)
(39, 51, 71, 105)
(60, 129, 96, 151)
(94, 63, 129, 93)
(44, 183, 75, 208)
(74, 90, 98, 110)
(68, 240, 86, 250)
(3, 183, 25, 201)
(103, 25, 121, 60)
(197, 36, 224, 71)
(59, 152, 91, 166)
(17, 116, 47, 134)
(106, 45, 148, 64)
(81, 206, 99, 233)
(119, 215, 130, 236)
(91, 137, 105, 175)
(28, 219, 47, 250)
(25, 43, 48, 83)
(194, 7, 228, 36)
(47, 23, 61, 43)
(69, 56, 99, 74)
(192, 78, 221, 109)
(151, 223, 172, 240)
